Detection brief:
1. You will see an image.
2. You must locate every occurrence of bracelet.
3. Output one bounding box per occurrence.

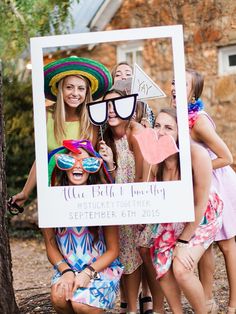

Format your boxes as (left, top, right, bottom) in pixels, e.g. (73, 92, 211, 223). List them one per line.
(107, 165, 116, 172)
(176, 242, 189, 248)
(85, 265, 100, 280)
(61, 268, 75, 276)
(177, 238, 189, 244)
(53, 259, 67, 270)
(85, 265, 96, 272)
(82, 269, 92, 279)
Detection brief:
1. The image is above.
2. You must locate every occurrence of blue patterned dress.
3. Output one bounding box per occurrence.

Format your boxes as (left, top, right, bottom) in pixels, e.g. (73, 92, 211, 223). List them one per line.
(51, 226, 123, 309)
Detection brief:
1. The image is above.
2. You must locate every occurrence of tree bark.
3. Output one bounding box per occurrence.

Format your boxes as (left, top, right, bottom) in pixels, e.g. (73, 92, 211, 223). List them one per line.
(0, 61, 19, 313)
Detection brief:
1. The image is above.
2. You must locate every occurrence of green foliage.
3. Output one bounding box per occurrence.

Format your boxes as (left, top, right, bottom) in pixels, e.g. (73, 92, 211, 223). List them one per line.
(1, 0, 80, 197)
(4, 75, 35, 197)
(8, 226, 43, 240)
(0, 0, 77, 62)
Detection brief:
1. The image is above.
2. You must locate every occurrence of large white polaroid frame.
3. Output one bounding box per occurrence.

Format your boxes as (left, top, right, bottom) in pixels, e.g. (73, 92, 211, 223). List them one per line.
(30, 25, 194, 228)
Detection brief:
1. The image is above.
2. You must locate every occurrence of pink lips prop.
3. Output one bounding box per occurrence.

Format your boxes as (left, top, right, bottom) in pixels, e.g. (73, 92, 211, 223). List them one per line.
(134, 128, 179, 164)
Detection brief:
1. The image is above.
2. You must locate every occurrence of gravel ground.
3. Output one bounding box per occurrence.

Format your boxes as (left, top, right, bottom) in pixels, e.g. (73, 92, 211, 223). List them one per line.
(10, 237, 229, 313)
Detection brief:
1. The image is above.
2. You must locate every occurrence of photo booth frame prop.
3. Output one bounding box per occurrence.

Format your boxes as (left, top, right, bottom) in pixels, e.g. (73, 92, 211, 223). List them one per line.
(30, 25, 194, 227)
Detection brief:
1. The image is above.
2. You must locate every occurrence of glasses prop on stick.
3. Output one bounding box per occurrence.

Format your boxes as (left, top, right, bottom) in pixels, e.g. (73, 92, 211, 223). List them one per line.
(86, 93, 138, 140)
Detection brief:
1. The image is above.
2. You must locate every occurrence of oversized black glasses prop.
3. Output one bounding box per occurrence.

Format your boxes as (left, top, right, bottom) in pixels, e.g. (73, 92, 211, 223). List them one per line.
(87, 93, 138, 139)
(7, 197, 24, 215)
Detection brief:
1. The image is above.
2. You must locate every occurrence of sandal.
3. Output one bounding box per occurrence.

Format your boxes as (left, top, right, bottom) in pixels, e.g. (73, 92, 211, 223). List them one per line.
(228, 307, 236, 313)
(139, 292, 153, 314)
(206, 299, 219, 314)
(120, 301, 128, 314)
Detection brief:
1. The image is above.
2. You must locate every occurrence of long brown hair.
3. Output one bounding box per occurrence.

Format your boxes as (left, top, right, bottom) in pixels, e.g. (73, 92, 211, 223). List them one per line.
(155, 107, 180, 181)
(186, 68, 204, 103)
(101, 89, 129, 166)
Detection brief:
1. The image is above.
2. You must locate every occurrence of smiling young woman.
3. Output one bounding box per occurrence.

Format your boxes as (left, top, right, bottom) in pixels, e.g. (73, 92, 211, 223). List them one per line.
(10, 56, 112, 209)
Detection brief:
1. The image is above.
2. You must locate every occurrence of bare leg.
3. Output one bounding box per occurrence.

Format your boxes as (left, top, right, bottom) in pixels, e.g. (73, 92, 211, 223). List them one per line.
(217, 238, 236, 308)
(123, 266, 142, 312)
(139, 265, 152, 313)
(51, 285, 75, 314)
(159, 269, 183, 313)
(198, 244, 215, 301)
(173, 245, 207, 314)
(140, 265, 151, 297)
(139, 247, 165, 313)
(120, 276, 128, 313)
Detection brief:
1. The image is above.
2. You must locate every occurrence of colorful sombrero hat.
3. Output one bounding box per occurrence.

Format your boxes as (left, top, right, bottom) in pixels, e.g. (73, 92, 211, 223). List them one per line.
(44, 56, 112, 101)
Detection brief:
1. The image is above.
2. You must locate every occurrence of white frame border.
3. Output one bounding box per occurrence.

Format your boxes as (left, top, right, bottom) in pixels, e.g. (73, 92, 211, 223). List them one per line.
(30, 25, 194, 227)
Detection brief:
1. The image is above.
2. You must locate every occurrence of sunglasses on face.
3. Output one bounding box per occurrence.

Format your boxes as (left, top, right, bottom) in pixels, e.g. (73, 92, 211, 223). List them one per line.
(55, 154, 102, 173)
(86, 93, 138, 126)
(7, 197, 24, 216)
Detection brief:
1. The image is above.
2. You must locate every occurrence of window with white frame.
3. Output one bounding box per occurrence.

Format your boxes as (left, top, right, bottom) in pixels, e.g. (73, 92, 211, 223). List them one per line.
(117, 41, 143, 67)
(218, 45, 236, 75)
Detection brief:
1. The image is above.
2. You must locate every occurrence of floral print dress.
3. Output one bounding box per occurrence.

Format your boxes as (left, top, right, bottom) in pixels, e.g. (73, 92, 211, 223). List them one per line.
(115, 135, 143, 274)
(150, 191, 223, 279)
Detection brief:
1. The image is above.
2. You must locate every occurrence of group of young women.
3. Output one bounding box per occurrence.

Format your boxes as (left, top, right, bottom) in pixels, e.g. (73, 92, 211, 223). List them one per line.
(11, 57, 236, 314)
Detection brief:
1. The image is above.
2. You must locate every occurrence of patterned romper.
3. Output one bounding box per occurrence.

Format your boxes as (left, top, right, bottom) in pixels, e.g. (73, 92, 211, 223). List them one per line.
(51, 226, 123, 309)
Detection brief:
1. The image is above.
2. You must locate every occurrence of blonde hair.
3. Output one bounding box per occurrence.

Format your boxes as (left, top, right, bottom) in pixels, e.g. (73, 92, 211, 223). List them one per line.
(52, 75, 95, 144)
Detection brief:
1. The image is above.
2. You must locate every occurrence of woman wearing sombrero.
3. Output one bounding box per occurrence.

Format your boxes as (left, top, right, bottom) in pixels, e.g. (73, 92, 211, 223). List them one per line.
(10, 56, 113, 208)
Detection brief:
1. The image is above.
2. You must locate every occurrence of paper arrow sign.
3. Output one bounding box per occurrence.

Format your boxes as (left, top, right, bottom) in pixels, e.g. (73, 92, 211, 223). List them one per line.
(131, 63, 166, 100)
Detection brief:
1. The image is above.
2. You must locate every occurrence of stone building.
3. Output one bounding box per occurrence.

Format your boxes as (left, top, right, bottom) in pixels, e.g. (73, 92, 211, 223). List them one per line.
(45, 0, 236, 168)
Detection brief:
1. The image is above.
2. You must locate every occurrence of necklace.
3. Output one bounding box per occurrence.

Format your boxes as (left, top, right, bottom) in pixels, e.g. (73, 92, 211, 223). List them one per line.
(188, 98, 204, 129)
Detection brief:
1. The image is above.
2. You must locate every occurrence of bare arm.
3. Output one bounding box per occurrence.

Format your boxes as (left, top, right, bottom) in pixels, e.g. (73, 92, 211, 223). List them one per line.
(178, 143, 212, 241)
(11, 161, 37, 206)
(42, 228, 69, 270)
(98, 140, 116, 181)
(128, 121, 144, 182)
(173, 144, 212, 270)
(89, 226, 119, 272)
(131, 134, 144, 182)
(142, 160, 157, 182)
(72, 225, 120, 292)
(11, 109, 51, 205)
(42, 228, 75, 300)
(191, 114, 233, 169)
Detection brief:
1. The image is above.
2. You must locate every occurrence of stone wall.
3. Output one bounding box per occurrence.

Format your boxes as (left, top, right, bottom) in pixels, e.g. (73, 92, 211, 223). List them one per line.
(58, 0, 236, 168)
(106, 0, 236, 168)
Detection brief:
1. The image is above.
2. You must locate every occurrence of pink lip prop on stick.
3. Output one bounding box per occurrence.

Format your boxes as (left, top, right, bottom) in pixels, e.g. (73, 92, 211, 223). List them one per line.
(134, 128, 179, 165)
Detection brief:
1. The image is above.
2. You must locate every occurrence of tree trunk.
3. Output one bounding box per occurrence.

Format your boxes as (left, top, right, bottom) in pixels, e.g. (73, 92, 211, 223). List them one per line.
(0, 61, 19, 313)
